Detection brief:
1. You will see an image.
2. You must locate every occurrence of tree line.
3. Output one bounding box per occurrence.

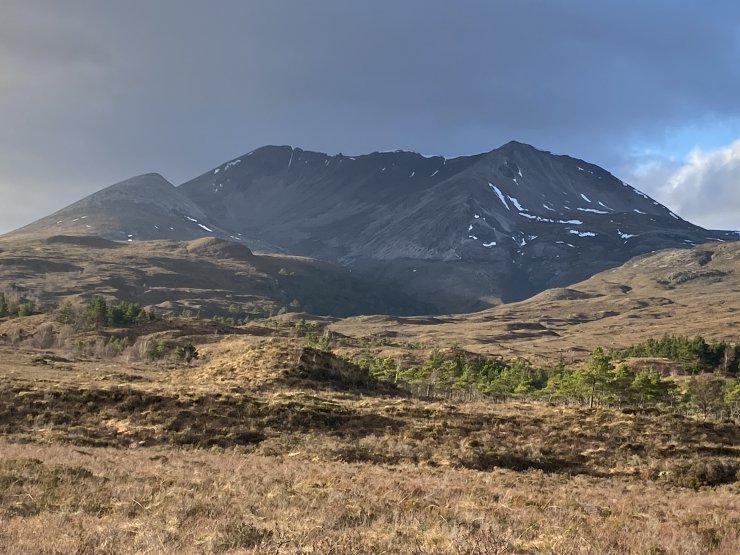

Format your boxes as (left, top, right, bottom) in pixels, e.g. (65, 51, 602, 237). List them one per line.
(616, 334, 738, 374)
(353, 343, 740, 418)
(56, 297, 152, 330)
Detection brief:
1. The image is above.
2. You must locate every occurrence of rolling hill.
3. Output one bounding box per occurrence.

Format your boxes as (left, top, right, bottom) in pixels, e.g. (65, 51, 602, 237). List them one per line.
(329, 240, 740, 359)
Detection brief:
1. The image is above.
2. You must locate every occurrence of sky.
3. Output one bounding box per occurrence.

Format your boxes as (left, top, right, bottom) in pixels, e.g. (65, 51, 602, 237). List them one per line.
(1, 0, 739, 233)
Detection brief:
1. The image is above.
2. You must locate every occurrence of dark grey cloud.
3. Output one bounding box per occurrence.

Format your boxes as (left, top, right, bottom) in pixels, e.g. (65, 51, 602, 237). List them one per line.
(1, 0, 739, 232)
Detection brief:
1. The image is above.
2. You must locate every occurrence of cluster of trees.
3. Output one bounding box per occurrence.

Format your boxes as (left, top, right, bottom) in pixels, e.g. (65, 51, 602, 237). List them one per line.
(56, 297, 152, 330)
(617, 335, 738, 374)
(206, 304, 273, 326)
(145, 337, 199, 363)
(0, 289, 40, 318)
(354, 346, 740, 418)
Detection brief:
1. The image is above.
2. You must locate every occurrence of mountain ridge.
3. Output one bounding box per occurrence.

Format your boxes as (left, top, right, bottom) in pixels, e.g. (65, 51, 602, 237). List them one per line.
(5, 141, 738, 313)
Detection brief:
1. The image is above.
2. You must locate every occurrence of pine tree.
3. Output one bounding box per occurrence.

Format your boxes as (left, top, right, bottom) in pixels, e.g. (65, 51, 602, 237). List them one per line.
(56, 301, 76, 325)
(86, 296, 109, 329)
(579, 347, 613, 408)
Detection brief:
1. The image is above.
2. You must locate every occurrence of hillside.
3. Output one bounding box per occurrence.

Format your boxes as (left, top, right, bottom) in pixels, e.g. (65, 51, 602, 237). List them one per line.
(0, 235, 426, 317)
(330, 240, 740, 359)
(178, 141, 737, 310)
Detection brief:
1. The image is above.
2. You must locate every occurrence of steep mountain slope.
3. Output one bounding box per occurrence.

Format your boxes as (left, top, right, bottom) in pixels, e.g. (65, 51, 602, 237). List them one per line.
(330, 240, 740, 358)
(179, 142, 737, 310)
(6, 142, 737, 313)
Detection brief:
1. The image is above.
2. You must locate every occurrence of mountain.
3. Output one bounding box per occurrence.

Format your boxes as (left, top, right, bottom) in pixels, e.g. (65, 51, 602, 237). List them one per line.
(329, 240, 740, 359)
(177, 141, 737, 311)
(6, 141, 738, 313)
(11, 173, 231, 241)
(8, 173, 283, 252)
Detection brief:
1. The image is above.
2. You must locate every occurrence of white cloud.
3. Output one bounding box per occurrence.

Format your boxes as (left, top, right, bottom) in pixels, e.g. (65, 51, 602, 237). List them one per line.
(630, 139, 740, 231)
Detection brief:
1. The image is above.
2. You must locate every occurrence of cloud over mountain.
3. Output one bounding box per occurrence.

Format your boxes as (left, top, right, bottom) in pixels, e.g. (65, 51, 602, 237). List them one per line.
(632, 140, 740, 231)
(1, 1, 740, 232)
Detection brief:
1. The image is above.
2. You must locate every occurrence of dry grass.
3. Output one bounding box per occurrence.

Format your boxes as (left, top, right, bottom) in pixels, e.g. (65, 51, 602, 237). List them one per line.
(0, 441, 738, 555)
(0, 325, 739, 553)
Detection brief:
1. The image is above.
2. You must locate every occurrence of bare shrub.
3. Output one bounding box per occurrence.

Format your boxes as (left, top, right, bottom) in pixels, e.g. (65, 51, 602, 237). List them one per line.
(33, 323, 55, 349)
(55, 324, 76, 351)
(5, 326, 23, 345)
(124, 337, 149, 362)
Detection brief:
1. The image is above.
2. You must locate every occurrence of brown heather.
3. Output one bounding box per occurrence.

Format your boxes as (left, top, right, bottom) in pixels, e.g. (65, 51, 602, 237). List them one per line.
(1, 441, 739, 555)
(0, 315, 738, 553)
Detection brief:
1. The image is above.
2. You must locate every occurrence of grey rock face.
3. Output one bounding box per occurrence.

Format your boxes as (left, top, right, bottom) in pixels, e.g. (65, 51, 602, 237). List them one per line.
(177, 142, 735, 311)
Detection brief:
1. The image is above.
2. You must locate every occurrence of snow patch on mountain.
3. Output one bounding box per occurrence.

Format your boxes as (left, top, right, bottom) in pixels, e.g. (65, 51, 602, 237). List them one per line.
(508, 195, 525, 211)
(489, 183, 510, 210)
(577, 208, 609, 214)
(569, 230, 597, 237)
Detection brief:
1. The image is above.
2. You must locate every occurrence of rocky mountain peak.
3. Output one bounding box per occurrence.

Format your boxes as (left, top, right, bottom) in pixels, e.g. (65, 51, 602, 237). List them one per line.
(5, 141, 737, 313)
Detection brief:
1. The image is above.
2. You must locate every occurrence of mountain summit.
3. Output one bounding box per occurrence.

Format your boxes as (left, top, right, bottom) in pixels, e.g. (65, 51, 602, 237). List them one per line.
(7, 142, 737, 313)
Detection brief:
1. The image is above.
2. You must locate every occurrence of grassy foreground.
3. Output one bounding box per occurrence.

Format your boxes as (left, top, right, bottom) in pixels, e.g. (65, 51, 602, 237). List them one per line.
(0, 330, 738, 554)
(1, 440, 738, 555)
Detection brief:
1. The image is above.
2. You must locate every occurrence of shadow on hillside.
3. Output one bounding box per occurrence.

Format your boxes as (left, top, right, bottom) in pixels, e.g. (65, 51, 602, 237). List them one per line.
(0, 385, 402, 449)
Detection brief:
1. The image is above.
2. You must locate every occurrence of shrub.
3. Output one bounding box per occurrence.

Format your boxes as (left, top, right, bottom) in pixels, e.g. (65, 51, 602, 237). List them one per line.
(17, 301, 38, 317)
(146, 338, 168, 360)
(660, 458, 740, 488)
(305, 331, 332, 352)
(174, 343, 199, 364)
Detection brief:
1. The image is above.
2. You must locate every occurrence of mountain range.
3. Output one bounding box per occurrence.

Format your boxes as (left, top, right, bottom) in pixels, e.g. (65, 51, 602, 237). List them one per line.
(6, 141, 738, 314)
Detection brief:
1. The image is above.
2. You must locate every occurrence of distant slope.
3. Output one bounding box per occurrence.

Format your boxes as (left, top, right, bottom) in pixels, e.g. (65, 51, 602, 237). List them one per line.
(6, 173, 279, 250)
(329, 240, 740, 357)
(0, 235, 428, 317)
